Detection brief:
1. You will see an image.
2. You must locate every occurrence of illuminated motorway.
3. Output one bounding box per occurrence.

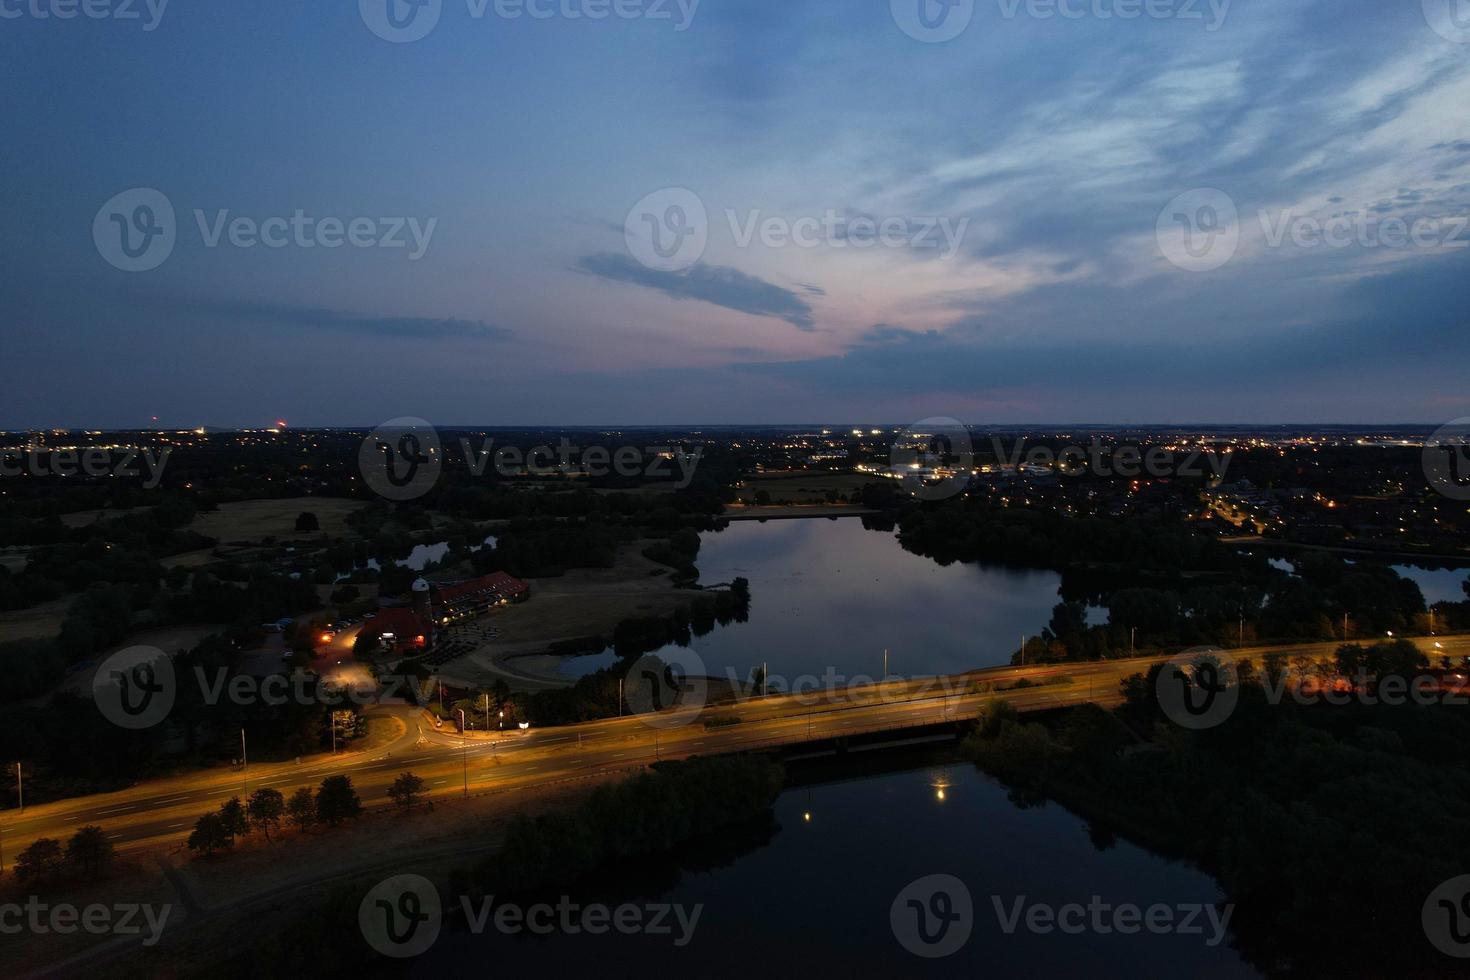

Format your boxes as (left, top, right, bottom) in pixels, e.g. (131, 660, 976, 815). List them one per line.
(6, 635, 1467, 857)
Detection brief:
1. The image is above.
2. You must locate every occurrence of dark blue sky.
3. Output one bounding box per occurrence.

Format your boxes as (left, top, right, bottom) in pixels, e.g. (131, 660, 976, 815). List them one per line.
(4, 0, 1468, 427)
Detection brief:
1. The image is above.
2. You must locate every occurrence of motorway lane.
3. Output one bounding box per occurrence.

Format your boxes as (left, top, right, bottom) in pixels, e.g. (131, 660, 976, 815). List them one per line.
(5, 636, 1467, 855)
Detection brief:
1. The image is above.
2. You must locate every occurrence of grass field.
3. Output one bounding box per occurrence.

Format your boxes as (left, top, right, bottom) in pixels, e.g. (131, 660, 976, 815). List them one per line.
(59, 497, 366, 543)
(0, 595, 71, 640)
(188, 498, 366, 543)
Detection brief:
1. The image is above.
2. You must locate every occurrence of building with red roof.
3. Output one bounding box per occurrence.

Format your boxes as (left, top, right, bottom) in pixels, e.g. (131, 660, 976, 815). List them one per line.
(363, 572, 530, 656)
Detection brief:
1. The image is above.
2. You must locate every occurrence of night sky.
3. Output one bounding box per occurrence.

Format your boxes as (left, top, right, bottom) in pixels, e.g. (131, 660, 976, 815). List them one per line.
(5, 0, 1468, 427)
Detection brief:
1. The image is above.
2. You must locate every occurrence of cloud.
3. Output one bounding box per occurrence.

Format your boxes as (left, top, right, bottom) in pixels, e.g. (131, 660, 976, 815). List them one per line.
(176, 298, 516, 341)
(575, 253, 817, 331)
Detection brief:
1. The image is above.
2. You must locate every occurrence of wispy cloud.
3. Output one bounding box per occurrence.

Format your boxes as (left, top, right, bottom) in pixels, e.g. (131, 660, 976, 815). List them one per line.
(575, 253, 817, 331)
(178, 298, 515, 341)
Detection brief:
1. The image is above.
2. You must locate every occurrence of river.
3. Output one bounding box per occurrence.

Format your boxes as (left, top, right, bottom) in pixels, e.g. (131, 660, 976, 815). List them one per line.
(417, 756, 1256, 978)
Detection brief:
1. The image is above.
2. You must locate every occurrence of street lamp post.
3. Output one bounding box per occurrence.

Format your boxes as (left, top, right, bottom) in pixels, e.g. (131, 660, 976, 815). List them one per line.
(457, 709, 468, 798)
(240, 731, 248, 796)
(13, 762, 21, 813)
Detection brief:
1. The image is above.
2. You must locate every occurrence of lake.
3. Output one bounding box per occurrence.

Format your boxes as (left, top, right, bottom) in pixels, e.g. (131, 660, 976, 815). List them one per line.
(417, 757, 1255, 978)
(562, 517, 1066, 683)
(337, 534, 498, 581)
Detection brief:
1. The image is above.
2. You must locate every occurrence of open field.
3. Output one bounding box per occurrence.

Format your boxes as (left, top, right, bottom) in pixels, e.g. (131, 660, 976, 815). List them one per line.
(188, 497, 365, 543)
(58, 497, 365, 542)
(437, 541, 692, 689)
(0, 595, 72, 640)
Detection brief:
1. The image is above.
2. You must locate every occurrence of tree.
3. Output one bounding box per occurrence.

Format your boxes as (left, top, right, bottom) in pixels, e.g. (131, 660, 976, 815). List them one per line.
(287, 787, 317, 833)
(387, 772, 428, 813)
(315, 775, 362, 827)
(16, 838, 64, 881)
(66, 826, 114, 878)
(218, 796, 250, 839)
(187, 813, 234, 857)
(295, 512, 320, 533)
(248, 788, 286, 841)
